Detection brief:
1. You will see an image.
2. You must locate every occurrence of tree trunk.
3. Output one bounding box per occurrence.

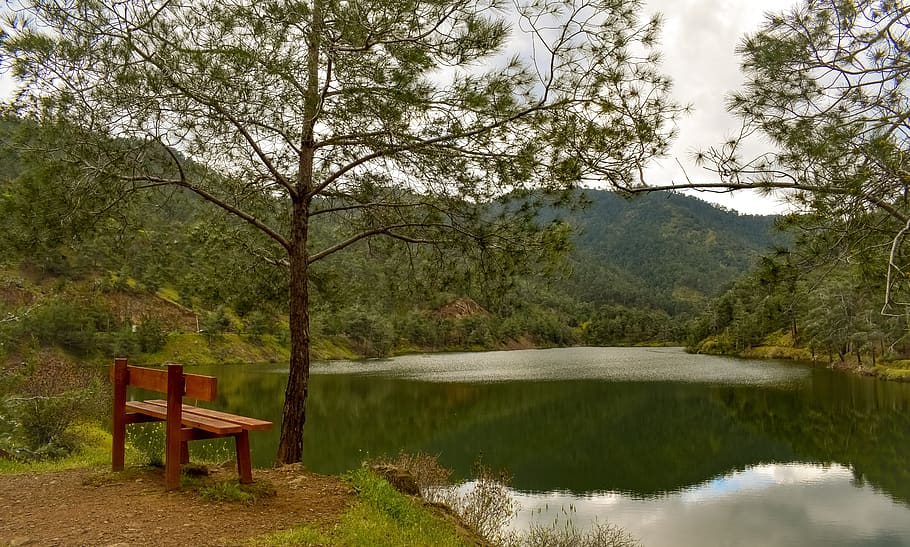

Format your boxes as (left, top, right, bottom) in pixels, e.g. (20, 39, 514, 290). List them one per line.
(276, 0, 321, 466)
(276, 198, 311, 464)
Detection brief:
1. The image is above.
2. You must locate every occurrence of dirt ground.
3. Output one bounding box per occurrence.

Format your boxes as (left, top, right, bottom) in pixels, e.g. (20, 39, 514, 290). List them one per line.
(0, 464, 353, 547)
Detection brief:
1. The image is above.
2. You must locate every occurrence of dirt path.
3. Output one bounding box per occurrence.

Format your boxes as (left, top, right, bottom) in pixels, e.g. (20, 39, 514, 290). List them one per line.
(0, 465, 353, 546)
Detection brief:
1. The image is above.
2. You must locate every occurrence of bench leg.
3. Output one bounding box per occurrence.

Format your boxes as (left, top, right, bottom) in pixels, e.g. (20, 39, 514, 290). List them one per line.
(111, 420, 126, 472)
(235, 431, 253, 484)
(180, 441, 190, 464)
(111, 358, 128, 472)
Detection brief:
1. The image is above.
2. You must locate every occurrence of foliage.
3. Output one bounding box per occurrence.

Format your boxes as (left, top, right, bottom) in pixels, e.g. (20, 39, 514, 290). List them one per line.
(632, 1, 910, 314)
(23, 299, 109, 356)
(448, 460, 519, 546)
(687, 200, 910, 365)
(0, 422, 114, 474)
(201, 306, 233, 336)
(340, 468, 472, 547)
(135, 318, 168, 353)
(0, 112, 782, 359)
(515, 520, 642, 547)
(1, 0, 681, 463)
(0, 356, 106, 460)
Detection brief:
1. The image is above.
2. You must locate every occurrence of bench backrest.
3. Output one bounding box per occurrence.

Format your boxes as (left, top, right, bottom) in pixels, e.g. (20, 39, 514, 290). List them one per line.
(111, 358, 217, 401)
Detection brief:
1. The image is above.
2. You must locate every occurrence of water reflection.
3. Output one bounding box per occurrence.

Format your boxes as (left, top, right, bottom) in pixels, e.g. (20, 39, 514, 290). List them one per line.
(134, 347, 910, 544)
(510, 463, 910, 546)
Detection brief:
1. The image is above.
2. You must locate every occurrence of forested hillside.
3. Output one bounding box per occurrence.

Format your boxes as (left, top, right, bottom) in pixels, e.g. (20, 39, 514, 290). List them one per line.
(0, 117, 780, 361)
(561, 191, 779, 314)
(686, 207, 910, 371)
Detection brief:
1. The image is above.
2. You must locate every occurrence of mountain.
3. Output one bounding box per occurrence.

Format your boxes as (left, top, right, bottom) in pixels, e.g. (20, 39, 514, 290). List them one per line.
(0, 114, 784, 353)
(560, 190, 783, 315)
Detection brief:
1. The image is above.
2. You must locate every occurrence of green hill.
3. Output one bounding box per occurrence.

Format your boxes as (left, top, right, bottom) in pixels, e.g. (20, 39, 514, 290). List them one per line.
(0, 115, 783, 359)
(564, 190, 781, 315)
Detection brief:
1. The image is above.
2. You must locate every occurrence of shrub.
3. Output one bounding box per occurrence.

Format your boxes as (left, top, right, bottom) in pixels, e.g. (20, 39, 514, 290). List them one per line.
(101, 327, 140, 357)
(371, 453, 642, 547)
(516, 521, 642, 547)
(373, 453, 517, 545)
(243, 310, 277, 342)
(26, 300, 100, 355)
(197, 479, 277, 505)
(201, 306, 232, 341)
(450, 461, 518, 545)
(375, 451, 452, 500)
(136, 318, 168, 353)
(1, 356, 106, 459)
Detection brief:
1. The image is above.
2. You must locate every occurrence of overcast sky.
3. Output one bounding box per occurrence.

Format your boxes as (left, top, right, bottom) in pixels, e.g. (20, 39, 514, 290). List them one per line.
(0, 0, 798, 214)
(641, 0, 798, 214)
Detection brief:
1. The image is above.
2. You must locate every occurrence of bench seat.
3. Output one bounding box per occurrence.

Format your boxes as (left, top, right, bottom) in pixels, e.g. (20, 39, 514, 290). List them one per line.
(125, 400, 245, 435)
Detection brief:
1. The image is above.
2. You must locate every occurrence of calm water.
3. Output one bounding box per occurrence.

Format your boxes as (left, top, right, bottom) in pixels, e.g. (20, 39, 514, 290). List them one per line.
(138, 347, 910, 545)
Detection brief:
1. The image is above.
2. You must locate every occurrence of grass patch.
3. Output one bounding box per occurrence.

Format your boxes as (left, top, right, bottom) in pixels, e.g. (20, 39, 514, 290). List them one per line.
(198, 478, 278, 505)
(0, 422, 118, 474)
(140, 333, 290, 366)
(246, 525, 333, 547)
(248, 468, 471, 547)
(336, 468, 470, 547)
(310, 336, 357, 360)
(155, 286, 182, 305)
(874, 365, 910, 381)
(81, 466, 148, 486)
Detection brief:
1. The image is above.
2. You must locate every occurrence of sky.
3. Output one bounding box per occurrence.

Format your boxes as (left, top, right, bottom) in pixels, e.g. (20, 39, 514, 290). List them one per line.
(641, 0, 798, 214)
(0, 0, 798, 215)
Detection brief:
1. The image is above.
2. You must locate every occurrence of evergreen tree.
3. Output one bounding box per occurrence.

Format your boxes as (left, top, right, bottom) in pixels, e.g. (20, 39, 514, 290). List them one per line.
(1, 0, 679, 462)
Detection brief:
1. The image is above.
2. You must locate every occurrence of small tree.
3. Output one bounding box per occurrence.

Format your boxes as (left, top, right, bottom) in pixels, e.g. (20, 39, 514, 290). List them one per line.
(2, 0, 679, 462)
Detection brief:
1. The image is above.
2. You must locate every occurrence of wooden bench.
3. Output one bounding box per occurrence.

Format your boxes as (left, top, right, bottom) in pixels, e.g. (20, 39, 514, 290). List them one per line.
(111, 357, 273, 490)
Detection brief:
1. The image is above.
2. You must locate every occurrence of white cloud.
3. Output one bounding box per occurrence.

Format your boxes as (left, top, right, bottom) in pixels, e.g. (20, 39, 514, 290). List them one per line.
(509, 463, 910, 546)
(642, 0, 798, 214)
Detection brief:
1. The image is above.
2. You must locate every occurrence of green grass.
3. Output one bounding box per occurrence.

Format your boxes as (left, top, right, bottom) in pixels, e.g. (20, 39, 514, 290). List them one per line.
(248, 525, 333, 547)
(335, 468, 470, 546)
(874, 365, 910, 381)
(0, 422, 119, 474)
(248, 468, 471, 547)
(154, 286, 182, 305)
(310, 336, 357, 360)
(197, 478, 277, 505)
(140, 333, 290, 366)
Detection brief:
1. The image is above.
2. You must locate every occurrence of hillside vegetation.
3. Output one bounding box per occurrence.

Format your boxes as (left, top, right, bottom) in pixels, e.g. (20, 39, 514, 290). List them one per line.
(0, 115, 779, 364)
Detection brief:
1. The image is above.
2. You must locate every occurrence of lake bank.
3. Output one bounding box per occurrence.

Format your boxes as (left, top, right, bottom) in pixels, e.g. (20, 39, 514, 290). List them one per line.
(692, 334, 910, 383)
(0, 433, 483, 547)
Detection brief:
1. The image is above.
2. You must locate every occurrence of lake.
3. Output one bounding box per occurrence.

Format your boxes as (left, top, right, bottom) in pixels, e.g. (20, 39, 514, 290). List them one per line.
(148, 347, 910, 545)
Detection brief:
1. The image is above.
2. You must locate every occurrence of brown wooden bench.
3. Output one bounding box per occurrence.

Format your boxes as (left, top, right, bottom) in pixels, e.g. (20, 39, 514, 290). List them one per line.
(111, 357, 272, 490)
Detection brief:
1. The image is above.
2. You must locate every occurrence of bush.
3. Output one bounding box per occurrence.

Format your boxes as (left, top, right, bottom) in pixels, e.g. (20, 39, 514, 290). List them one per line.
(26, 300, 101, 356)
(243, 311, 277, 338)
(136, 318, 168, 352)
(329, 307, 396, 357)
(201, 306, 232, 341)
(516, 521, 642, 547)
(450, 461, 518, 545)
(1, 356, 106, 460)
(101, 327, 140, 357)
(374, 453, 517, 545)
